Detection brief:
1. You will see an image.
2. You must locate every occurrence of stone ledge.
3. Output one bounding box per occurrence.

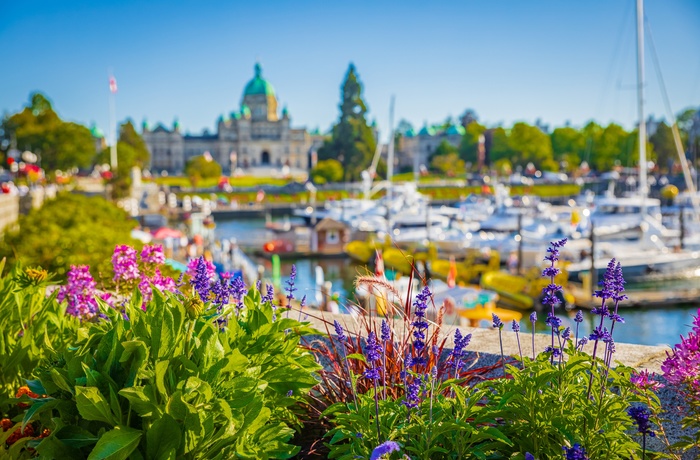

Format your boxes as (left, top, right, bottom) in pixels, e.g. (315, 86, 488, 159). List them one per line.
(303, 311, 670, 373)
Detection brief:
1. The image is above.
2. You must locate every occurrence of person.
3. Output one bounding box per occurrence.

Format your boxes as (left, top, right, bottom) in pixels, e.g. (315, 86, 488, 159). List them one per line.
(508, 251, 518, 274)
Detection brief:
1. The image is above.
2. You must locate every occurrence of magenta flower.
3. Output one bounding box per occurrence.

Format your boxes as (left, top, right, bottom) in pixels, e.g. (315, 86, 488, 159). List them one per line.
(140, 244, 165, 266)
(57, 265, 100, 319)
(112, 245, 140, 283)
(631, 369, 665, 392)
(661, 309, 700, 388)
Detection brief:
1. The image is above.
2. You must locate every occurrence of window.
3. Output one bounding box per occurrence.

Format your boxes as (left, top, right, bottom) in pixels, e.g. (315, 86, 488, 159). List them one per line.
(326, 230, 340, 245)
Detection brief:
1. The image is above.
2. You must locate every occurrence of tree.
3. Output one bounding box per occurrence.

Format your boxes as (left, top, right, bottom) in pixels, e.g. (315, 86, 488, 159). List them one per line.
(550, 127, 586, 171)
(317, 64, 377, 181)
(118, 120, 150, 167)
(487, 127, 514, 166)
(650, 121, 676, 173)
(185, 154, 222, 186)
(430, 152, 464, 176)
(0, 93, 95, 171)
(310, 159, 344, 184)
(507, 122, 556, 170)
(458, 122, 486, 165)
(430, 140, 458, 161)
(591, 123, 632, 171)
(0, 193, 137, 285)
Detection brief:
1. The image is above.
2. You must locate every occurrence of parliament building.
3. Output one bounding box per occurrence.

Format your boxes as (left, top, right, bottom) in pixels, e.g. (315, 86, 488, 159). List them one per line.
(142, 63, 321, 174)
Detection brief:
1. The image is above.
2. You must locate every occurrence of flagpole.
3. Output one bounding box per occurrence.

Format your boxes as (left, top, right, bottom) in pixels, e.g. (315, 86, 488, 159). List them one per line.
(109, 74, 118, 170)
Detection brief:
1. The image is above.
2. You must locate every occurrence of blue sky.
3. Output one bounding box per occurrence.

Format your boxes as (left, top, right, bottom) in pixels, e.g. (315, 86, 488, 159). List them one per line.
(1, 0, 699, 141)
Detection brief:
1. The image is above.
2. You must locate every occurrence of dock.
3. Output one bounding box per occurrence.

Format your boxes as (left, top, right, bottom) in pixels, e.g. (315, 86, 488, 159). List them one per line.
(570, 283, 700, 309)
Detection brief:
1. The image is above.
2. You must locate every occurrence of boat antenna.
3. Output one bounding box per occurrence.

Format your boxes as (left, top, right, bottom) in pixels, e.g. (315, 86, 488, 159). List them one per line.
(636, 0, 647, 213)
(645, 15, 700, 221)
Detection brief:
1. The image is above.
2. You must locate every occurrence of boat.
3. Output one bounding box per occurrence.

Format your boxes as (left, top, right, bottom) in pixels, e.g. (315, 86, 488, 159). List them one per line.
(480, 270, 575, 311)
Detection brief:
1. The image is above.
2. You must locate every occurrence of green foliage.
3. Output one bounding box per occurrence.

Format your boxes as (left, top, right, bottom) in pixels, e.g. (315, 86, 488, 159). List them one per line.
(325, 383, 512, 460)
(507, 122, 557, 170)
(0, 193, 137, 285)
(650, 122, 676, 173)
(458, 122, 486, 165)
(475, 348, 648, 459)
(0, 93, 96, 171)
(21, 287, 321, 459)
(311, 159, 344, 184)
(185, 155, 223, 187)
(318, 64, 377, 181)
(551, 126, 586, 170)
(0, 261, 80, 405)
(430, 153, 464, 176)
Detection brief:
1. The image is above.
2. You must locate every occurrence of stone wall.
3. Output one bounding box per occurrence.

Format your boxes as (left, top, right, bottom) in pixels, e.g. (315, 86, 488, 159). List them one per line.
(0, 194, 19, 236)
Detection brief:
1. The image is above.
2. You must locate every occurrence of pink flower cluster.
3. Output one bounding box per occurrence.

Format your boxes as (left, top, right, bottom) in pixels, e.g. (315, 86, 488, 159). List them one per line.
(112, 245, 140, 283)
(630, 369, 664, 392)
(661, 310, 700, 394)
(57, 265, 99, 319)
(186, 257, 216, 281)
(141, 245, 165, 266)
(112, 244, 178, 305)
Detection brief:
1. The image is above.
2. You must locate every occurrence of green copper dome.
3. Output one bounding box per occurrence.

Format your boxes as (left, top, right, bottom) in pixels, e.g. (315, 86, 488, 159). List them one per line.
(90, 123, 105, 138)
(404, 127, 416, 138)
(243, 63, 276, 97)
(240, 104, 251, 118)
(446, 124, 465, 136)
(418, 124, 436, 136)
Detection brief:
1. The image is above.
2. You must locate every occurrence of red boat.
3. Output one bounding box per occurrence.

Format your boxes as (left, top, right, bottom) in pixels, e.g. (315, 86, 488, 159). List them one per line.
(263, 239, 294, 254)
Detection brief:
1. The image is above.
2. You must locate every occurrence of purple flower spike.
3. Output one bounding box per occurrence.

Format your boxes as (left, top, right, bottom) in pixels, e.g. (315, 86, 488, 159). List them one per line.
(381, 319, 391, 342)
(333, 320, 347, 342)
(410, 286, 431, 367)
(365, 331, 383, 362)
(628, 406, 655, 436)
(563, 444, 589, 460)
(285, 265, 297, 303)
(370, 441, 401, 460)
(530, 311, 537, 323)
(575, 310, 583, 323)
(492, 313, 503, 329)
(511, 320, 520, 332)
(402, 379, 420, 409)
(525, 454, 535, 460)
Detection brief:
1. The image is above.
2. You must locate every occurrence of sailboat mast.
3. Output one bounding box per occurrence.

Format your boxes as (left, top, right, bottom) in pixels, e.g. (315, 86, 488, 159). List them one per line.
(636, 0, 647, 210)
(386, 95, 395, 204)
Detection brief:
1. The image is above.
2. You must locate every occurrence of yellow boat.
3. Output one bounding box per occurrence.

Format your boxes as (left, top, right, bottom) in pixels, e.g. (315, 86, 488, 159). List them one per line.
(432, 285, 522, 326)
(480, 270, 575, 311)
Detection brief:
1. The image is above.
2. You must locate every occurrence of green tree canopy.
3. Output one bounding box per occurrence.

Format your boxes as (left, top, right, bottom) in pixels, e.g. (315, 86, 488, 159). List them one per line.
(317, 64, 377, 181)
(507, 122, 556, 170)
(0, 93, 95, 171)
(430, 152, 464, 176)
(550, 127, 586, 171)
(185, 154, 223, 186)
(650, 122, 676, 173)
(459, 122, 487, 165)
(0, 193, 137, 285)
(118, 120, 150, 167)
(430, 140, 458, 161)
(310, 159, 344, 184)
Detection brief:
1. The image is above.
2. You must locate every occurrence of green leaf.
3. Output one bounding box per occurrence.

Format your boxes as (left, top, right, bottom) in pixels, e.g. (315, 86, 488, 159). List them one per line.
(76, 386, 118, 426)
(53, 425, 100, 448)
(119, 386, 159, 418)
(87, 426, 142, 460)
(50, 368, 74, 393)
(22, 397, 57, 431)
(345, 353, 367, 364)
(146, 414, 182, 460)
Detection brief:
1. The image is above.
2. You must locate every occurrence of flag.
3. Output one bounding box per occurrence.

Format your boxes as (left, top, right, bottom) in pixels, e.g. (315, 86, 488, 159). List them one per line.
(109, 76, 118, 94)
(447, 256, 457, 288)
(374, 249, 385, 279)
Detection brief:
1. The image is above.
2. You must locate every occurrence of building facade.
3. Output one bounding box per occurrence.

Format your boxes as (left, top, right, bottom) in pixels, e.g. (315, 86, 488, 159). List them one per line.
(396, 122, 465, 171)
(143, 63, 322, 174)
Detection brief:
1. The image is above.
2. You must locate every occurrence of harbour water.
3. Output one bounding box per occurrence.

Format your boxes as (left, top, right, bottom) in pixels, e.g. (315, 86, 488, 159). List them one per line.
(215, 217, 699, 348)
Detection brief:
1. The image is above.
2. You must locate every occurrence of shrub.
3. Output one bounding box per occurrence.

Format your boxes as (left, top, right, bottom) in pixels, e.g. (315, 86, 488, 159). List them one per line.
(7, 262, 320, 459)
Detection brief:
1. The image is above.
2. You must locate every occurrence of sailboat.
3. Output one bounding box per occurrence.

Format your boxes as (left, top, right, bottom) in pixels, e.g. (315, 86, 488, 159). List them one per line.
(565, 0, 700, 282)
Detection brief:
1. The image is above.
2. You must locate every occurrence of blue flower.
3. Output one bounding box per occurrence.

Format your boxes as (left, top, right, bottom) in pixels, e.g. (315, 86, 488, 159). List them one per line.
(492, 313, 503, 329)
(411, 286, 431, 366)
(525, 454, 535, 460)
(574, 310, 583, 323)
(365, 331, 383, 362)
(381, 319, 391, 342)
(191, 256, 211, 300)
(402, 379, 420, 408)
(261, 283, 275, 304)
(545, 312, 562, 329)
(450, 328, 471, 369)
(511, 320, 520, 332)
(530, 311, 537, 323)
(370, 441, 401, 460)
(561, 327, 571, 341)
(628, 406, 655, 436)
(333, 320, 347, 342)
(285, 265, 297, 302)
(363, 367, 381, 381)
(563, 443, 589, 460)
(545, 346, 561, 357)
